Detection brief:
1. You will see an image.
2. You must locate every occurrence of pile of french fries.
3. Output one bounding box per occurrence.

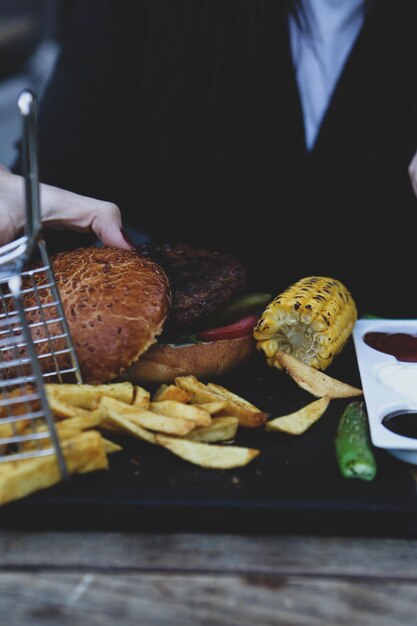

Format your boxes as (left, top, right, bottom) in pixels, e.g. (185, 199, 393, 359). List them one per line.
(0, 376, 266, 506)
(0, 353, 363, 507)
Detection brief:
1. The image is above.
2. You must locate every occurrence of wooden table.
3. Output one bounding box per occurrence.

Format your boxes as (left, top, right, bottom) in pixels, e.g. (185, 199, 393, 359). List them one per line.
(1, 531, 417, 625)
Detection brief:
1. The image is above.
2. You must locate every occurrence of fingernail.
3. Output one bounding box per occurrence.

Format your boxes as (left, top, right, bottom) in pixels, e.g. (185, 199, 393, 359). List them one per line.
(121, 229, 136, 250)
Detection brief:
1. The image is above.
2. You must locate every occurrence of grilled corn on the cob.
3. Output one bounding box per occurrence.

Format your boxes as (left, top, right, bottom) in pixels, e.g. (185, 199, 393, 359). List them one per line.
(253, 276, 357, 371)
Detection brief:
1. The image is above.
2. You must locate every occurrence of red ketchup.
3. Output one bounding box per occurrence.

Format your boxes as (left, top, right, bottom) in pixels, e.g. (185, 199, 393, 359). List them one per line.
(364, 332, 417, 362)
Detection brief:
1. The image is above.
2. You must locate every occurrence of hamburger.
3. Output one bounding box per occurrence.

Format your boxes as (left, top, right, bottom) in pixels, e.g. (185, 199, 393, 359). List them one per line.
(26, 245, 270, 385)
(128, 243, 270, 384)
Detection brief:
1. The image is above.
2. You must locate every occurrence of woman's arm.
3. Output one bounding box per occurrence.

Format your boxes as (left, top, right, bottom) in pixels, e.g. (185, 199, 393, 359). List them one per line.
(0, 168, 133, 249)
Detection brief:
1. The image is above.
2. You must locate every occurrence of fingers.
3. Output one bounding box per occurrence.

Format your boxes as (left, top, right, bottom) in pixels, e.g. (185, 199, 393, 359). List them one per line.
(0, 170, 136, 250)
(90, 207, 135, 250)
(408, 151, 417, 197)
(41, 183, 135, 250)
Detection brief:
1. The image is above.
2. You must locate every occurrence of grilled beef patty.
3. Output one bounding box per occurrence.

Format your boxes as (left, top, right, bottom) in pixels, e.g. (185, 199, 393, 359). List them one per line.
(137, 243, 247, 331)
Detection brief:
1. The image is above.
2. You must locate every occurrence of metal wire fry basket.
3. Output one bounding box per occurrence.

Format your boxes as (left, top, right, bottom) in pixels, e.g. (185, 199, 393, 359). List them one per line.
(0, 90, 82, 478)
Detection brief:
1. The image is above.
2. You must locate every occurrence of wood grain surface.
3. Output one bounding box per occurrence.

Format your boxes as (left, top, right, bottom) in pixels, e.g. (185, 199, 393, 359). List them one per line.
(1, 532, 417, 626)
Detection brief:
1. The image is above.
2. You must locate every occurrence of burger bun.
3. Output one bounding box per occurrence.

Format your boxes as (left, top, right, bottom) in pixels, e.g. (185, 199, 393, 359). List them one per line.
(25, 247, 171, 384)
(127, 334, 255, 385)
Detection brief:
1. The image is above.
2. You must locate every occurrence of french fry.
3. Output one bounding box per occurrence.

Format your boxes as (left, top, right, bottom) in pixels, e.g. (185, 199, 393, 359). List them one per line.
(207, 383, 261, 413)
(99, 420, 124, 434)
(153, 384, 191, 403)
(104, 411, 156, 444)
(155, 435, 260, 469)
(266, 397, 330, 435)
(46, 395, 92, 420)
(98, 396, 157, 441)
(185, 417, 239, 443)
(101, 438, 123, 454)
(132, 386, 150, 409)
(273, 351, 363, 399)
(99, 396, 140, 417)
(97, 396, 192, 434)
(0, 418, 29, 441)
(17, 430, 69, 453)
(206, 383, 268, 428)
(46, 382, 134, 409)
(152, 384, 169, 401)
(175, 375, 223, 404)
(195, 402, 228, 415)
(175, 376, 267, 428)
(51, 408, 103, 433)
(96, 396, 140, 433)
(21, 418, 105, 451)
(55, 426, 83, 440)
(0, 430, 108, 505)
(149, 400, 211, 427)
(0, 386, 39, 418)
(126, 410, 196, 436)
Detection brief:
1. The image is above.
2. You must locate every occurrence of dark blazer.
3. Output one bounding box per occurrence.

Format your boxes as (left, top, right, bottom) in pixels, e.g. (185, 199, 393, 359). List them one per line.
(13, 0, 417, 316)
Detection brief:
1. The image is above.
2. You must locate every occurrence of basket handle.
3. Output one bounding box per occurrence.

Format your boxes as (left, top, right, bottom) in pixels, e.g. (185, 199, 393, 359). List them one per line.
(18, 90, 41, 250)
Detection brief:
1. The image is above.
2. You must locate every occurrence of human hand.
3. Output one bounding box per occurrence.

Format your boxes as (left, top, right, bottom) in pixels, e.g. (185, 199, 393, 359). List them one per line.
(409, 150, 417, 198)
(0, 167, 134, 249)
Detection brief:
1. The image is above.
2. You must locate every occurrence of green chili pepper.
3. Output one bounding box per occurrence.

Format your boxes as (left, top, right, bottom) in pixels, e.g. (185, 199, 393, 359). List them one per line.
(335, 401, 377, 481)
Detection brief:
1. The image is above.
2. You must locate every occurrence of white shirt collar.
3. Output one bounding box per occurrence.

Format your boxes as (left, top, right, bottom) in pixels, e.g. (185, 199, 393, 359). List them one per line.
(289, 0, 366, 150)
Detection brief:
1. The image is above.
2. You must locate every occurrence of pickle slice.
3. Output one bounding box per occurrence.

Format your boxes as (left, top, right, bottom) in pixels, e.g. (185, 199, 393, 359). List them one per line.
(207, 293, 272, 327)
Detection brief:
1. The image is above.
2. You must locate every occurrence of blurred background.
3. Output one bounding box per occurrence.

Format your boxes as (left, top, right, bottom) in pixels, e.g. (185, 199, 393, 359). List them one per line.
(0, 0, 64, 166)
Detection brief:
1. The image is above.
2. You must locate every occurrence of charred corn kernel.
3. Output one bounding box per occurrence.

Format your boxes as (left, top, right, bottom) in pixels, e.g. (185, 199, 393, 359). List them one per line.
(253, 276, 357, 370)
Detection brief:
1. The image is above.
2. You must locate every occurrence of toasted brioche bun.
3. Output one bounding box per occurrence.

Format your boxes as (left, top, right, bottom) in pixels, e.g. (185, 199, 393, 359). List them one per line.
(127, 333, 255, 384)
(23, 247, 171, 384)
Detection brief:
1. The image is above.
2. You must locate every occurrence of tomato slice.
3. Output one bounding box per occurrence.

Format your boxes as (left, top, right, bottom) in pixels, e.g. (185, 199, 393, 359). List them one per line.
(197, 314, 259, 342)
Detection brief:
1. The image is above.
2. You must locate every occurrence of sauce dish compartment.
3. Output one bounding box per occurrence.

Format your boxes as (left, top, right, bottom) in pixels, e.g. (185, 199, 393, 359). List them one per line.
(353, 319, 417, 464)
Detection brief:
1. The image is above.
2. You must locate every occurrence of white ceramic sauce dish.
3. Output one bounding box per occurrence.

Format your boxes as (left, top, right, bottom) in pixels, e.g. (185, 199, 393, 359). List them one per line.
(353, 319, 417, 464)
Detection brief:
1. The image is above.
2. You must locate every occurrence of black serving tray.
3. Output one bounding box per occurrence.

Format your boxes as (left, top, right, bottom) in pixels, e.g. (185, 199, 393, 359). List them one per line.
(2, 341, 417, 536)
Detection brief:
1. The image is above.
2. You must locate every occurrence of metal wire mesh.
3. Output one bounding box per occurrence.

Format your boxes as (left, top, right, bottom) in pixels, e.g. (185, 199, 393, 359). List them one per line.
(0, 236, 82, 476)
(0, 89, 82, 478)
